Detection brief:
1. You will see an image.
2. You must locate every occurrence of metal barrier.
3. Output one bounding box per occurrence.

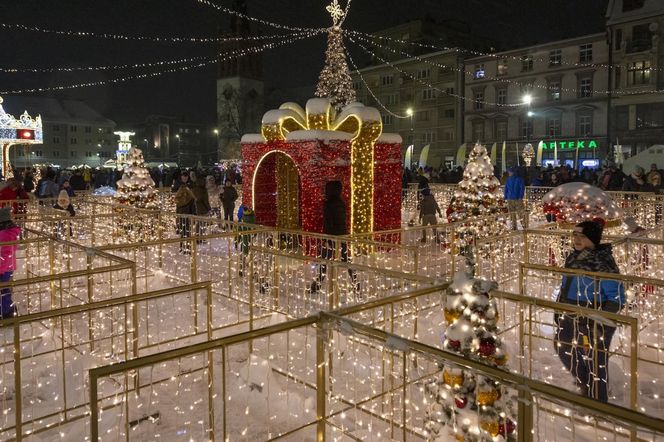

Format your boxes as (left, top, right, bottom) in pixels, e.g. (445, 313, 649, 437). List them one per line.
(88, 311, 664, 441)
(0, 282, 213, 441)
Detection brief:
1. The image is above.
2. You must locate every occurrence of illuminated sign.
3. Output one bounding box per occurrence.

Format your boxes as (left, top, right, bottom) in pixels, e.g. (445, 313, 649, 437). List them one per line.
(17, 129, 35, 140)
(541, 139, 599, 150)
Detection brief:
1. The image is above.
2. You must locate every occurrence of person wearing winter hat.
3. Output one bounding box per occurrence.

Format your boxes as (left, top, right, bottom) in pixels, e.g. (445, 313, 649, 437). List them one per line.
(0, 207, 21, 319)
(53, 190, 75, 238)
(555, 218, 624, 402)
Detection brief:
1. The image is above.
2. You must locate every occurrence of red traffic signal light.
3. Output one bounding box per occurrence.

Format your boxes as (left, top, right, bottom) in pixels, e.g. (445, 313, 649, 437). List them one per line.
(17, 129, 35, 140)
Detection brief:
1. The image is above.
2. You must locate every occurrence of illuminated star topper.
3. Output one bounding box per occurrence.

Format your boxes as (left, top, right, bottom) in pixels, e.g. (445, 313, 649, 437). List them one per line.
(326, 0, 345, 26)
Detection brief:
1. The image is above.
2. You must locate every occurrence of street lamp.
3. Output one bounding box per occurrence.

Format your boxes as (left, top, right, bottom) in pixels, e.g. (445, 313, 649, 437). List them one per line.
(143, 138, 149, 151)
(175, 134, 181, 167)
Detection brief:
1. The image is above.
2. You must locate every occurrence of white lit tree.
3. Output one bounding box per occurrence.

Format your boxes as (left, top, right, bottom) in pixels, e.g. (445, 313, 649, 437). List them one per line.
(424, 273, 517, 441)
(315, 1, 356, 111)
(446, 143, 508, 264)
(115, 146, 157, 209)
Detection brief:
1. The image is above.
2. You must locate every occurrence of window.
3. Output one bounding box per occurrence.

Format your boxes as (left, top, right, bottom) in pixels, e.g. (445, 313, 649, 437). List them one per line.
(381, 114, 393, 125)
(422, 132, 435, 144)
(497, 59, 508, 76)
(579, 76, 593, 98)
(627, 61, 651, 86)
(17, 150, 24, 157)
(381, 75, 394, 86)
(422, 89, 435, 101)
(473, 90, 484, 110)
(53, 151, 60, 158)
(71, 151, 75, 157)
(622, 0, 645, 11)
(70, 137, 77, 144)
(547, 80, 561, 101)
(520, 118, 533, 139)
(474, 64, 485, 79)
(443, 108, 455, 119)
(579, 44, 593, 63)
(615, 106, 629, 131)
(630, 24, 652, 52)
(33, 150, 43, 157)
(495, 120, 508, 141)
(85, 126, 92, 133)
(69, 125, 77, 132)
(472, 121, 485, 141)
(441, 128, 455, 141)
(614, 29, 623, 51)
(496, 88, 507, 105)
(52, 124, 60, 132)
(549, 49, 562, 66)
(576, 111, 593, 136)
(353, 81, 362, 91)
(546, 113, 562, 137)
(615, 66, 622, 88)
(53, 136, 60, 144)
(636, 103, 664, 128)
(416, 110, 430, 122)
(416, 69, 431, 79)
(385, 94, 398, 105)
(521, 55, 533, 72)
(445, 87, 455, 96)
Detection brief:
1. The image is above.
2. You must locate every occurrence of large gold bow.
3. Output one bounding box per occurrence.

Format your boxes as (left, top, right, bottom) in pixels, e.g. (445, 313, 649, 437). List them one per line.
(260, 98, 383, 235)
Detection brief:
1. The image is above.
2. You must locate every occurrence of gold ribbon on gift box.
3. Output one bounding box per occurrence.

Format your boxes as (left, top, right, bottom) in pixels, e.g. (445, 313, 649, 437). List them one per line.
(260, 98, 383, 235)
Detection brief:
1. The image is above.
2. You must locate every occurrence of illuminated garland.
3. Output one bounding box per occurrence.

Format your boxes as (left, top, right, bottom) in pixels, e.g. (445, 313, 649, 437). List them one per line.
(347, 35, 521, 108)
(0, 31, 323, 95)
(0, 30, 319, 74)
(0, 22, 311, 44)
(194, 0, 325, 32)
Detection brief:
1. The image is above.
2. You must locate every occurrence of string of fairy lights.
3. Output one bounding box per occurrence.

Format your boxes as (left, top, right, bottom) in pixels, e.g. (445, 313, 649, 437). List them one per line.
(348, 30, 664, 98)
(0, 30, 324, 94)
(0, 21, 311, 44)
(0, 30, 320, 74)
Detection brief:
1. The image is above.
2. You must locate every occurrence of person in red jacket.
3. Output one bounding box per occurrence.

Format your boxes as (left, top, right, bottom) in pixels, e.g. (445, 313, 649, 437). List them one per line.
(0, 178, 30, 216)
(0, 207, 21, 318)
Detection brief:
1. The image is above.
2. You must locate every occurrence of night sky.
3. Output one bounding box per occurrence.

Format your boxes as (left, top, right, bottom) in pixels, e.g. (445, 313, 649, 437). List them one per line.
(0, 0, 608, 126)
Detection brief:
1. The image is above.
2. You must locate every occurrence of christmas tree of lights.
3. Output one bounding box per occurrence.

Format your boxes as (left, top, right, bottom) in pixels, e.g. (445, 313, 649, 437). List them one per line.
(424, 273, 518, 441)
(446, 143, 508, 263)
(115, 146, 157, 209)
(315, 0, 356, 111)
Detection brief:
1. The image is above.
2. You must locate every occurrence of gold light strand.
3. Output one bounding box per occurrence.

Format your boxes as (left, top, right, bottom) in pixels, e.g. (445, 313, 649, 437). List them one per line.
(0, 31, 323, 95)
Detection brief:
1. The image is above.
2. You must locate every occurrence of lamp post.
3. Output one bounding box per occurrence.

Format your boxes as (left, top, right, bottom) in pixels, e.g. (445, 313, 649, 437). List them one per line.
(406, 107, 414, 168)
(213, 128, 219, 164)
(522, 94, 533, 144)
(175, 134, 181, 167)
(143, 138, 149, 151)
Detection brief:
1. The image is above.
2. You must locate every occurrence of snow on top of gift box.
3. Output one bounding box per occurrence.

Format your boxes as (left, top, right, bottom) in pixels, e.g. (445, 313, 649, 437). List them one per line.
(241, 134, 266, 144)
(286, 130, 353, 142)
(377, 133, 403, 144)
(335, 102, 381, 124)
(542, 182, 622, 226)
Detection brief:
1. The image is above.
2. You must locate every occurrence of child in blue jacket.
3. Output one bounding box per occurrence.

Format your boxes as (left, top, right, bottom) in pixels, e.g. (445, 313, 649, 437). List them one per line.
(555, 220, 624, 402)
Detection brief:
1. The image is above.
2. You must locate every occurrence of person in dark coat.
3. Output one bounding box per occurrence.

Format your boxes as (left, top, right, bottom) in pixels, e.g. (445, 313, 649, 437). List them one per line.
(310, 181, 358, 294)
(173, 172, 196, 253)
(69, 170, 86, 191)
(191, 177, 211, 238)
(555, 220, 625, 402)
(220, 179, 239, 224)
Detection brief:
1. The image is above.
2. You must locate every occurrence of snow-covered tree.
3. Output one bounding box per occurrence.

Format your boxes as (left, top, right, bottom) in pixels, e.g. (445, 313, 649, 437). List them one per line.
(446, 143, 508, 264)
(115, 147, 157, 209)
(424, 273, 517, 441)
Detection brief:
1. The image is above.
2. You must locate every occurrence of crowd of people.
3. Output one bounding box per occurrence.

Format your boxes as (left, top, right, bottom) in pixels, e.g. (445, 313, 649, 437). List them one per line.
(405, 161, 663, 193)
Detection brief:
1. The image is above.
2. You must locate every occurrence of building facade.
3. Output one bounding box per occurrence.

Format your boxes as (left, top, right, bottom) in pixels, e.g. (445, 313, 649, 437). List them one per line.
(216, 0, 264, 161)
(3, 97, 116, 169)
(464, 34, 610, 170)
(351, 49, 465, 167)
(607, 0, 664, 160)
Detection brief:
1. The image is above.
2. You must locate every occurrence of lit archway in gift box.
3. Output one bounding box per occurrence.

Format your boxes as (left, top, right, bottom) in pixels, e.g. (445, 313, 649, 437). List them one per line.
(241, 98, 402, 235)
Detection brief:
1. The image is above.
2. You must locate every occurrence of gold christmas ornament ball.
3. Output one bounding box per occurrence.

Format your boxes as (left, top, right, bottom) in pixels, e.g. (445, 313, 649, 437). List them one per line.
(444, 308, 461, 323)
(480, 420, 500, 437)
(477, 388, 500, 406)
(443, 369, 464, 387)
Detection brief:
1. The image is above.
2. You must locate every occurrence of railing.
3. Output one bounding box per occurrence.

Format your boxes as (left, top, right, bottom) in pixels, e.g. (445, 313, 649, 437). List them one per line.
(88, 311, 664, 441)
(0, 282, 213, 441)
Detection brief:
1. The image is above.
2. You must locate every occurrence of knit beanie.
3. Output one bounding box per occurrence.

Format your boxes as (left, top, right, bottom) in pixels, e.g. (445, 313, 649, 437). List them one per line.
(575, 220, 604, 246)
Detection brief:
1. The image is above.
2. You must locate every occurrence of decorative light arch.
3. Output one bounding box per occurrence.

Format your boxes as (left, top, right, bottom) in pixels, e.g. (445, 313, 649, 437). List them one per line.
(0, 96, 43, 178)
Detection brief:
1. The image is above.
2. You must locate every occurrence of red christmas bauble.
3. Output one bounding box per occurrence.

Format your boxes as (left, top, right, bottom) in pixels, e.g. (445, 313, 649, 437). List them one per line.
(498, 419, 516, 435)
(448, 340, 461, 350)
(479, 338, 496, 357)
(455, 396, 468, 409)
